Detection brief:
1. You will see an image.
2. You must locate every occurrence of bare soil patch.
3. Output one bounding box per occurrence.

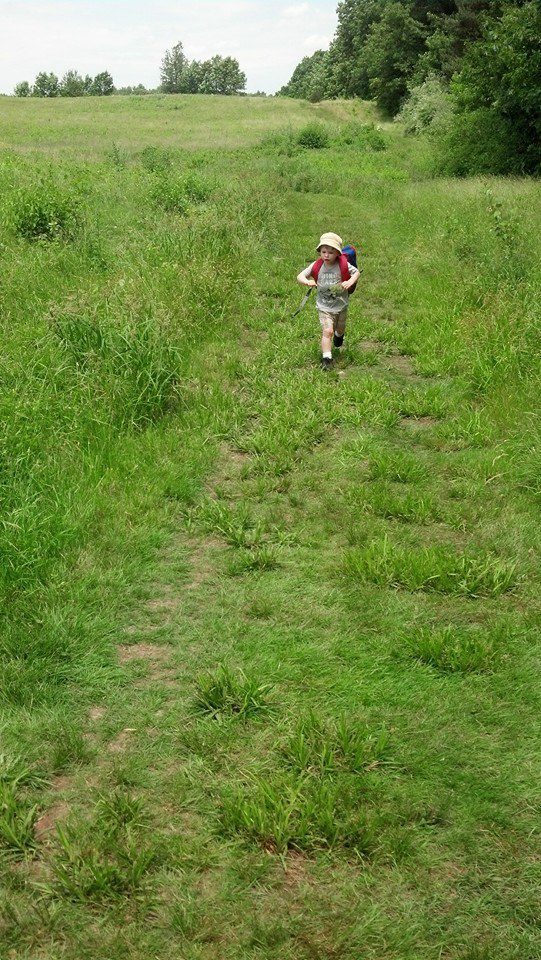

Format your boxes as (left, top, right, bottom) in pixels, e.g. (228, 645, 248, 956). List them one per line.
(34, 775, 72, 841)
(358, 338, 384, 352)
(107, 727, 136, 754)
(118, 643, 171, 664)
(384, 353, 416, 377)
(401, 415, 438, 429)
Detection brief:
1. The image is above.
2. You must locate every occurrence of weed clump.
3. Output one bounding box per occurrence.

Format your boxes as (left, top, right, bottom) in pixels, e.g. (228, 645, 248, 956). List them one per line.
(193, 666, 273, 722)
(336, 121, 387, 151)
(296, 123, 329, 150)
(151, 173, 212, 214)
(398, 624, 505, 674)
(220, 774, 376, 855)
(139, 145, 174, 173)
(51, 791, 154, 903)
(367, 449, 428, 484)
(0, 783, 38, 860)
(346, 537, 518, 597)
(6, 182, 81, 241)
(280, 713, 391, 775)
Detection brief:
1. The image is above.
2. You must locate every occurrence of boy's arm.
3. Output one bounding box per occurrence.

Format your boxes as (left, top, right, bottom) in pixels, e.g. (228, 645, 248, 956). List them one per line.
(297, 264, 317, 288)
(342, 267, 360, 291)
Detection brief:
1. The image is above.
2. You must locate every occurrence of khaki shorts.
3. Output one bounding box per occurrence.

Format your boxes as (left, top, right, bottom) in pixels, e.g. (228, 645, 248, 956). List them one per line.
(318, 309, 347, 336)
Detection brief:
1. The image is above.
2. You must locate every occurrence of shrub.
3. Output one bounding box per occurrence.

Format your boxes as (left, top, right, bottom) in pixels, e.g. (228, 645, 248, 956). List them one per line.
(296, 123, 329, 150)
(438, 108, 529, 177)
(139, 145, 173, 173)
(397, 77, 452, 136)
(336, 121, 387, 151)
(443, 2, 541, 176)
(6, 182, 81, 241)
(260, 129, 298, 156)
(151, 172, 211, 213)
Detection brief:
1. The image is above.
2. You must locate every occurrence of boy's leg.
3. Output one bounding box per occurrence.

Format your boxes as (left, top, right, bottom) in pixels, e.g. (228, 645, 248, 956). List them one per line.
(319, 311, 334, 361)
(333, 308, 347, 347)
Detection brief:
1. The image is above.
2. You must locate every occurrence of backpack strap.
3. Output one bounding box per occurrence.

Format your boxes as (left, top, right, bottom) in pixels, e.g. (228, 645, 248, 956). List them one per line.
(338, 253, 350, 283)
(311, 258, 324, 281)
(311, 254, 350, 283)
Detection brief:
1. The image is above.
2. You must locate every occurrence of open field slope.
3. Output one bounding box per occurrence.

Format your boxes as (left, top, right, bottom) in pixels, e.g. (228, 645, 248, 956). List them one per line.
(1, 94, 540, 959)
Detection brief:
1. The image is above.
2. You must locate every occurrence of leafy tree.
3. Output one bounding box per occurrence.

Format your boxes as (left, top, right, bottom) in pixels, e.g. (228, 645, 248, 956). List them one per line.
(198, 56, 246, 95)
(59, 70, 86, 97)
(90, 71, 114, 96)
(182, 60, 205, 94)
(362, 3, 426, 114)
(446, 1, 541, 173)
(278, 50, 328, 98)
(330, 0, 385, 99)
(160, 41, 188, 93)
(32, 72, 59, 97)
(14, 81, 31, 97)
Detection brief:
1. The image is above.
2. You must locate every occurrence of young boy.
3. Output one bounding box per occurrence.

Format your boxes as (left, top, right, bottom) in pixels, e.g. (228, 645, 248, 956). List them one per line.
(297, 232, 360, 369)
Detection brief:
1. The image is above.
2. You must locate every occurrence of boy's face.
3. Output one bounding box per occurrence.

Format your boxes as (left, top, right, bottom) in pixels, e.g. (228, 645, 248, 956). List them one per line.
(319, 245, 339, 264)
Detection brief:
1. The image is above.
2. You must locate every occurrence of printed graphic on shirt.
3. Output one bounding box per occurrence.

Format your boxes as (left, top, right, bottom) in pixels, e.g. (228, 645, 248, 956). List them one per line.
(303, 260, 357, 313)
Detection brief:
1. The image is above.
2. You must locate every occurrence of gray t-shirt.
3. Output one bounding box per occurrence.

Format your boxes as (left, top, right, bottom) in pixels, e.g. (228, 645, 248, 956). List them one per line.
(302, 260, 357, 313)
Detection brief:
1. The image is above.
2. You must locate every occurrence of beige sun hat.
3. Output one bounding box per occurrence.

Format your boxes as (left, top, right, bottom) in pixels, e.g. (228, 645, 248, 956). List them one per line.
(317, 232, 343, 254)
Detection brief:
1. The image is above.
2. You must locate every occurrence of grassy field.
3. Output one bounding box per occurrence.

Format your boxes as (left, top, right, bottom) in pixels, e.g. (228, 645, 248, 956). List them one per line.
(1, 92, 540, 960)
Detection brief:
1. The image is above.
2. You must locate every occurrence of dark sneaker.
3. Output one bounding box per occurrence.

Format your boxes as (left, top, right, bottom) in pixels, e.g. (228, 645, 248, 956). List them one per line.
(321, 356, 333, 370)
(333, 333, 344, 348)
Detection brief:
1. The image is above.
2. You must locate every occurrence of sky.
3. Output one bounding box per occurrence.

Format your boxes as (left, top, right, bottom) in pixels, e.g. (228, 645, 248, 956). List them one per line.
(0, 0, 338, 95)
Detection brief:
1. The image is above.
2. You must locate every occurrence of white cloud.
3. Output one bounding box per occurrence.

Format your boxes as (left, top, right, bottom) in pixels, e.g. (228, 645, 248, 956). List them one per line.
(281, 3, 310, 18)
(302, 33, 332, 50)
(0, 0, 338, 94)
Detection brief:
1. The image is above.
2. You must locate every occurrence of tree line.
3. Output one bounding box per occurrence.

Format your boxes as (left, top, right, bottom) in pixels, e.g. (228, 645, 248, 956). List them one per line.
(15, 71, 114, 98)
(159, 42, 246, 95)
(14, 41, 247, 99)
(279, 0, 541, 175)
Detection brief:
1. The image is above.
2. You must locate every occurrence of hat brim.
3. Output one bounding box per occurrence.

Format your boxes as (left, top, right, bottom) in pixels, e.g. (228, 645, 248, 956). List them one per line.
(317, 243, 342, 254)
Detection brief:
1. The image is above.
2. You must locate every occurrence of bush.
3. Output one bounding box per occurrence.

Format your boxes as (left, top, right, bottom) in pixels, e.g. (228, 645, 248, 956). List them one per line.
(336, 121, 387, 151)
(139, 145, 173, 173)
(445, 2, 541, 176)
(150, 172, 211, 213)
(397, 77, 452, 136)
(296, 123, 329, 150)
(260, 129, 298, 156)
(437, 108, 533, 177)
(5, 182, 81, 241)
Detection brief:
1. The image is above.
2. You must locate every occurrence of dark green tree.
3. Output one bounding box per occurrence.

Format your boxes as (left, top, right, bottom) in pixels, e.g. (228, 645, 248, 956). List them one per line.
(32, 72, 59, 97)
(278, 50, 329, 98)
(446, 1, 541, 173)
(90, 71, 114, 96)
(160, 41, 188, 92)
(198, 56, 246, 95)
(330, 0, 385, 99)
(14, 81, 31, 97)
(362, 2, 426, 114)
(59, 70, 86, 97)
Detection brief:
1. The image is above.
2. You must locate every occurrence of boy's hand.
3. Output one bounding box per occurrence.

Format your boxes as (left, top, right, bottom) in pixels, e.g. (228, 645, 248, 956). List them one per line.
(341, 278, 356, 291)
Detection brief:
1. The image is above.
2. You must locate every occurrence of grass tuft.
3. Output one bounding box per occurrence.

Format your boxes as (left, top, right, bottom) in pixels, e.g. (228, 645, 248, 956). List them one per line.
(346, 537, 518, 597)
(193, 666, 273, 721)
(219, 773, 377, 855)
(5, 181, 81, 241)
(280, 713, 391, 775)
(397, 624, 506, 673)
(0, 784, 38, 860)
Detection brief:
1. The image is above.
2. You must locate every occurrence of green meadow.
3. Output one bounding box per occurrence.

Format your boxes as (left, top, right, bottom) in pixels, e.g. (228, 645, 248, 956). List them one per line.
(1, 93, 540, 959)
